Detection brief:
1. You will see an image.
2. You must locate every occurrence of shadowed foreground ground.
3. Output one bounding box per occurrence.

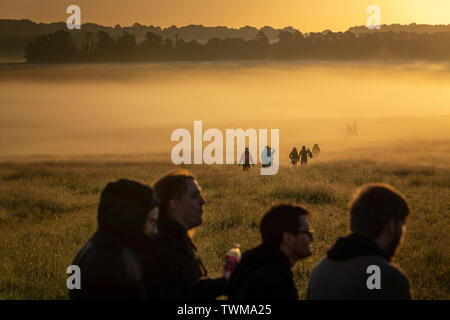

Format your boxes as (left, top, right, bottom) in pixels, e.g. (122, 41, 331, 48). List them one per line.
(0, 156, 448, 299)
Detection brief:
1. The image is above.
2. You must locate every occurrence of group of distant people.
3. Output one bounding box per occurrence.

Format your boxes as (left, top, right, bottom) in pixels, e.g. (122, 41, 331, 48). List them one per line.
(289, 144, 321, 167)
(238, 145, 275, 171)
(238, 144, 321, 172)
(70, 170, 412, 300)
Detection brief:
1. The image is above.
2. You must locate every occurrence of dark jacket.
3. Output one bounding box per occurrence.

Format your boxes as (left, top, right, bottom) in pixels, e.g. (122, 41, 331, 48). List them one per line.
(69, 199, 149, 299)
(143, 217, 226, 300)
(306, 233, 411, 300)
(227, 244, 298, 300)
(70, 230, 146, 300)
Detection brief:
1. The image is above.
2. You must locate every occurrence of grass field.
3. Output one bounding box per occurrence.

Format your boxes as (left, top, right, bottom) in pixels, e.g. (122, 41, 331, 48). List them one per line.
(0, 147, 449, 299)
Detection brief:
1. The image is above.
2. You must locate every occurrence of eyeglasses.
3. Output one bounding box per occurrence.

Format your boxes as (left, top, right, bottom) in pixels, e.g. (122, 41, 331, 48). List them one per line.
(298, 229, 315, 240)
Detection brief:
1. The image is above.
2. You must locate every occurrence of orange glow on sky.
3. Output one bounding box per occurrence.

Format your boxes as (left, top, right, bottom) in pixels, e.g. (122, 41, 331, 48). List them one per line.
(1, 0, 449, 31)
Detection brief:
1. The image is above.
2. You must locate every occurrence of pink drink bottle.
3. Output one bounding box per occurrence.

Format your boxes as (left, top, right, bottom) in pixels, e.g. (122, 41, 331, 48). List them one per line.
(224, 243, 241, 280)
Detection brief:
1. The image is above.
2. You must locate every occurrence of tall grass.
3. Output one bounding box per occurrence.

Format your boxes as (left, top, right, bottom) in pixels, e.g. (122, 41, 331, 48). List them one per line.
(0, 160, 448, 299)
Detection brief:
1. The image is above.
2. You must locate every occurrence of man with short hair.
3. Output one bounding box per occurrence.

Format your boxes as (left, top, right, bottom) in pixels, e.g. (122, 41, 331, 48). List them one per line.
(144, 170, 226, 299)
(227, 204, 314, 300)
(307, 183, 412, 300)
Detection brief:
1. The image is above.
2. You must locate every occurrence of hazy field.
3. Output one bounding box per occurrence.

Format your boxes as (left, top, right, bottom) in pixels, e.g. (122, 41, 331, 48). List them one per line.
(0, 61, 448, 299)
(1, 61, 449, 156)
(0, 141, 448, 300)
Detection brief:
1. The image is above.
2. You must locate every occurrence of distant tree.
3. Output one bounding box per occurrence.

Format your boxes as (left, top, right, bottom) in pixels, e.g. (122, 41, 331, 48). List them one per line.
(25, 30, 78, 62)
(143, 31, 163, 47)
(278, 30, 294, 44)
(115, 31, 137, 60)
(161, 38, 174, 59)
(273, 30, 298, 58)
(182, 40, 204, 60)
(139, 31, 163, 60)
(173, 34, 186, 59)
(174, 34, 185, 47)
(22, 24, 450, 63)
(255, 31, 269, 46)
(92, 30, 115, 60)
(80, 31, 94, 60)
(252, 31, 269, 58)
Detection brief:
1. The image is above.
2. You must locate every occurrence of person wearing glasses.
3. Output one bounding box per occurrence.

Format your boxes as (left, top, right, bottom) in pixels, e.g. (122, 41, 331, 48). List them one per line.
(306, 183, 411, 300)
(227, 204, 314, 300)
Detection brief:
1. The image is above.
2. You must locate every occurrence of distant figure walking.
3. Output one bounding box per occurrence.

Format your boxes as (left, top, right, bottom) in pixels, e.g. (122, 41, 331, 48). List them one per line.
(299, 146, 313, 165)
(261, 145, 275, 168)
(239, 147, 255, 172)
(289, 147, 299, 167)
(347, 123, 353, 136)
(347, 122, 358, 136)
(312, 144, 321, 157)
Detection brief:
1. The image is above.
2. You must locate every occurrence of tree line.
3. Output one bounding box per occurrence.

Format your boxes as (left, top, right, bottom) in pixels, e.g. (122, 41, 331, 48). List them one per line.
(25, 29, 450, 63)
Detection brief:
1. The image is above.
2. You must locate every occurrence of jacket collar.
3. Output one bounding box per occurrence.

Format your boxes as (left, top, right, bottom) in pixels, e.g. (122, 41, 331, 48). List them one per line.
(242, 244, 292, 268)
(157, 216, 205, 273)
(327, 233, 390, 261)
(158, 216, 190, 242)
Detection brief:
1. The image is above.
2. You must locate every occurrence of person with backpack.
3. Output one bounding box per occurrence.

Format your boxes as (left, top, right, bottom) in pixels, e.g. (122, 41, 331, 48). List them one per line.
(299, 145, 313, 165)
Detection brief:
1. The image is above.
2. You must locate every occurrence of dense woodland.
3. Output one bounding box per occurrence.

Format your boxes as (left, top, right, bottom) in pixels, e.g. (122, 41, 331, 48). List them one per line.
(24, 28, 450, 62)
(3, 19, 449, 62)
(1, 19, 284, 47)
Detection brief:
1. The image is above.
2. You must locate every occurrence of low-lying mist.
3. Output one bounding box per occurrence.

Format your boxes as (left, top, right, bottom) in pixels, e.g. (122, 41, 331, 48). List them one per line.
(0, 61, 449, 166)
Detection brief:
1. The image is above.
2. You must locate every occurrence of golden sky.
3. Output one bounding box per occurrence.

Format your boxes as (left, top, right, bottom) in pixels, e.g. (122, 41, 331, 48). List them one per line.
(1, 0, 449, 31)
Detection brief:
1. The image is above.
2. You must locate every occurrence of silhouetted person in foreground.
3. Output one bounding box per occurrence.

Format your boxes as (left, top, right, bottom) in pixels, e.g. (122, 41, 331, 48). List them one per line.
(299, 145, 313, 165)
(70, 179, 159, 300)
(307, 184, 412, 300)
(227, 204, 314, 300)
(146, 170, 226, 299)
(312, 144, 321, 157)
(289, 147, 299, 167)
(239, 147, 255, 172)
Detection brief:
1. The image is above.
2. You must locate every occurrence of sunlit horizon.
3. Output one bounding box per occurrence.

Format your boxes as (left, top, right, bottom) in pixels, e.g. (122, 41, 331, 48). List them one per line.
(1, 0, 449, 32)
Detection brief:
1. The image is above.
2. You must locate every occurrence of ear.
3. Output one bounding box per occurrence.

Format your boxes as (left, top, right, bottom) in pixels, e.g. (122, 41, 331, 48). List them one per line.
(282, 232, 296, 246)
(383, 217, 396, 236)
(169, 198, 181, 213)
